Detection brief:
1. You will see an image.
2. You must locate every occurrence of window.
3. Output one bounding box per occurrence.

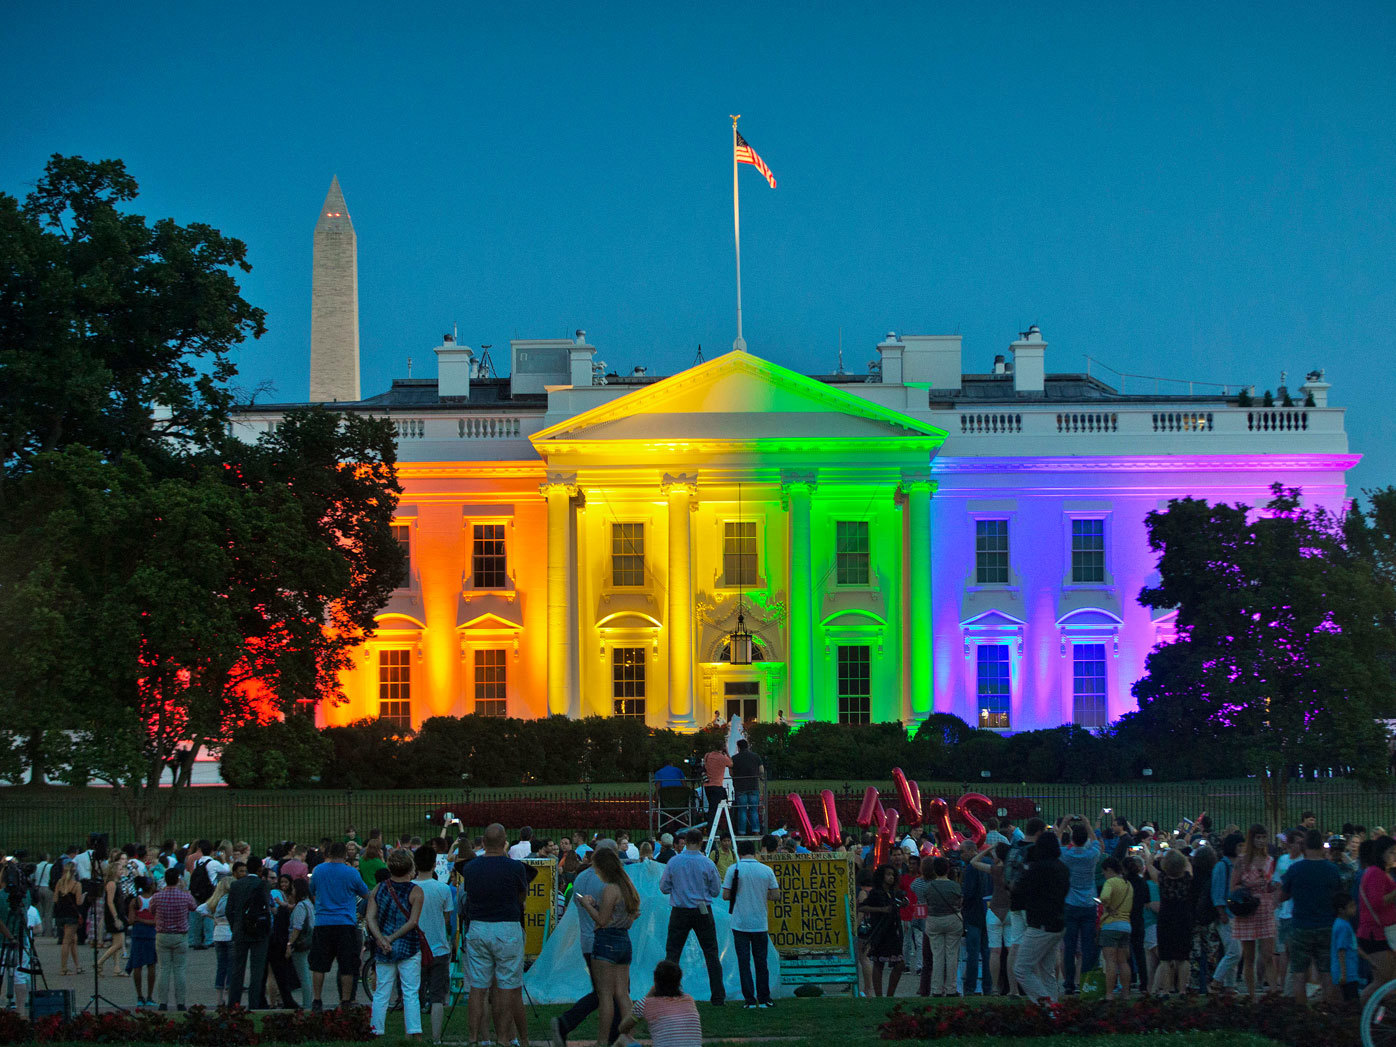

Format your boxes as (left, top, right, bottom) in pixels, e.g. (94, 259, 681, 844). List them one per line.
(975, 519, 1009, 584)
(612, 647, 646, 718)
(611, 523, 645, 587)
(472, 524, 508, 588)
(392, 524, 411, 585)
(976, 645, 1010, 729)
(473, 648, 507, 717)
(1071, 518, 1106, 584)
(723, 521, 758, 587)
(1072, 643, 1107, 728)
(835, 521, 870, 586)
(724, 681, 759, 723)
(836, 645, 871, 724)
(378, 649, 411, 728)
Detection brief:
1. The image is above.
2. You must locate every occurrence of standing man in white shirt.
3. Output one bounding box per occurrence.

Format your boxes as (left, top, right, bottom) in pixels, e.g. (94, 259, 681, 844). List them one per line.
(722, 840, 780, 1008)
(508, 827, 533, 860)
(413, 844, 456, 1043)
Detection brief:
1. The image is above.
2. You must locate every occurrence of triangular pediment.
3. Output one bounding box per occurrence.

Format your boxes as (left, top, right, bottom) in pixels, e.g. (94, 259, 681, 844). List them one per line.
(530, 350, 946, 449)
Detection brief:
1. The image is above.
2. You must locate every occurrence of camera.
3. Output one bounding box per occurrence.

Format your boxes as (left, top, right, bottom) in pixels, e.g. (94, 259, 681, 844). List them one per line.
(444, 812, 455, 823)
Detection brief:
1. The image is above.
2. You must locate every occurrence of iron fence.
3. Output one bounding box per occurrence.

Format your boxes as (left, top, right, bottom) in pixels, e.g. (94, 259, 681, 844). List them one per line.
(0, 777, 1391, 856)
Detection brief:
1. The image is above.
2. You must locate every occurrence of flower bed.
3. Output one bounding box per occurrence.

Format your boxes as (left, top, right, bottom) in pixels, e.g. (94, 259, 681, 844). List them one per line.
(0, 1005, 372, 1044)
(878, 995, 1357, 1047)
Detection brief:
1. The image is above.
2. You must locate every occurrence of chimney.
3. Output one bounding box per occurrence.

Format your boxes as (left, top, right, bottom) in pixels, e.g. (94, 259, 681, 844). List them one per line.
(901, 335, 962, 390)
(435, 333, 474, 400)
(1009, 324, 1046, 394)
(993, 354, 1008, 375)
(569, 329, 596, 387)
(876, 331, 904, 385)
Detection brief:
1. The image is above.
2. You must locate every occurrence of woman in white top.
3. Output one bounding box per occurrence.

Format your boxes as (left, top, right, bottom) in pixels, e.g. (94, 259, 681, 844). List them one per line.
(197, 875, 234, 1005)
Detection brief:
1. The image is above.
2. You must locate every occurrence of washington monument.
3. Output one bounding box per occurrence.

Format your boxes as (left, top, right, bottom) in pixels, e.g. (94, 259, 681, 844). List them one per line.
(309, 176, 360, 402)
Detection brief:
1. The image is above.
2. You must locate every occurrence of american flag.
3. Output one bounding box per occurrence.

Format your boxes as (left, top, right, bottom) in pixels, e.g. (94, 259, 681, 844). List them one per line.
(734, 130, 776, 188)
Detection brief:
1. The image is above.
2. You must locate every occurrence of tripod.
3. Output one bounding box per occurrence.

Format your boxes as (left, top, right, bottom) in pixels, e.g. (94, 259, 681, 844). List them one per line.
(80, 864, 125, 1014)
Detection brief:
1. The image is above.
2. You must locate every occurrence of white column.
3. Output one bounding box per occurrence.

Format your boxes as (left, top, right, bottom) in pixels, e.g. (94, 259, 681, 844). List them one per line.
(662, 474, 698, 729)
(900, 469, 936, 724)
(541, 474, 580, 717)
(782, 472, 816, 722)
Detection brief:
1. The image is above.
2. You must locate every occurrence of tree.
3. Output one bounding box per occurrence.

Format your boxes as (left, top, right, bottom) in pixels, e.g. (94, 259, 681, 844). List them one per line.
(0, 156, 403, 840)
(1134, 485, 1396, 828)
(0, 155, 265, 500)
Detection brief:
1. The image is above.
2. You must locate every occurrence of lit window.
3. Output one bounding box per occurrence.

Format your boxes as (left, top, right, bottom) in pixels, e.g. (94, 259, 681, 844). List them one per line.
(836, 645, 871, 724)
(977, 645, 1010, 729)
(975, 520, 1009, 585)
(378, 649, 411, 729)
(472, 524, 508, 588)
(835, 522, 870, 586)
(392, 524, 411, 585)
(474, 648, 507, 717)
(611, 523, 645, 587)
(723, 521, 758, 586)
(1071, 519, 1106, 584)
(1072, 643, 1107, 728)
(612, 647, 646, 718)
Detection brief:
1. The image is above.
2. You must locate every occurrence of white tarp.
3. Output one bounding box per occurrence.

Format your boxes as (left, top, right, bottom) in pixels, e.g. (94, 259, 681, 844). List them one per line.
(523, 858, 784, 1004)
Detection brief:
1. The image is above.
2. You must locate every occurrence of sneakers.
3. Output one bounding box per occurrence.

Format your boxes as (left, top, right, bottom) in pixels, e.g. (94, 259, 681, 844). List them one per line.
(744, 1002, 760, 1009)
(549, 1016, 567, 1047)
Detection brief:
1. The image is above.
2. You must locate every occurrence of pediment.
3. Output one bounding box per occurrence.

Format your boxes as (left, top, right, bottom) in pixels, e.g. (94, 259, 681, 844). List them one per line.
(961, 609, 1027, 630)
(531, 350, 946, 449)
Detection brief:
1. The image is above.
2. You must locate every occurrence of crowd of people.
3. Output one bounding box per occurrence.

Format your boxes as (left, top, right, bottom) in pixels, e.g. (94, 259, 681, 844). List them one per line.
(0, 803, 1385, 1045)
(848, 809, 1375, 1007)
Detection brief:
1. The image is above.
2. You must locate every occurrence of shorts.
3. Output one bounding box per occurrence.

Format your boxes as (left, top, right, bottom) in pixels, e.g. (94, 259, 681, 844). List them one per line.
(593, 927, 632, 965)
(986, 910, 1004, 949)
(1144, 925, 1158, 950)
(1360, 936, 1391, 954)
(465, 921, 524, 990)
(309, 924, 362, 976)
(1275, 917, 1291, 953)
(1005, 911, 1026, 948)
(421, 956, 451, 1004)
(1099, 929, 1131, 950)
(1286, 926, 1330, 975)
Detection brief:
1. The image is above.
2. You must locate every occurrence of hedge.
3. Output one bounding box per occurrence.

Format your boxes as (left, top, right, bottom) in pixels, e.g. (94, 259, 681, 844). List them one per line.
(216, 710, 1295, 789)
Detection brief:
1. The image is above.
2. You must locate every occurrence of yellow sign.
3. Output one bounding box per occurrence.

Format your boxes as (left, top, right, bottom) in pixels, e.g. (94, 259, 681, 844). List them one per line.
(761, 854, 853, 954)
(523, 858, 556, 958)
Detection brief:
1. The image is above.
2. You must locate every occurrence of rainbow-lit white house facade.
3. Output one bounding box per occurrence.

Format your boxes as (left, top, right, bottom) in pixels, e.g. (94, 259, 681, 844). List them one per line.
(230, 183, 1357, 734)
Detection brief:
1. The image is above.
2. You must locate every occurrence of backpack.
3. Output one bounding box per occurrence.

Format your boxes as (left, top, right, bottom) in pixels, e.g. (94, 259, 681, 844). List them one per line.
(190, 859, 215, 903)
(241, 884, 271, 939)
(1004, 839, 1031, 892)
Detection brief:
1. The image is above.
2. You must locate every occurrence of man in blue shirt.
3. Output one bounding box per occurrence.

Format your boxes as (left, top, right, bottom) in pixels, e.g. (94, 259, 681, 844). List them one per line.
(1208, 832, 1244, 991)
(1279, 829, 1343, 1004)
(722, 840, 780, 1007)
(659, 828, 725, 1004)
(307, 842, 369, 1009)
(653, 760, 686, 787)
(1058, 817, 1102, 994)
(460, 823, 532, 1046)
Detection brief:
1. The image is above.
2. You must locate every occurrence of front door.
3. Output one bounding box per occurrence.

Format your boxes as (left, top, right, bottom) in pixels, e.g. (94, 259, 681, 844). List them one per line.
(724, 680, 759, 723)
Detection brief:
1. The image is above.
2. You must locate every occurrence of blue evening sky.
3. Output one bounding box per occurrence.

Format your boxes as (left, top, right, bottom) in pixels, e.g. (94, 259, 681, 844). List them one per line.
(4, 3, 1394, 491)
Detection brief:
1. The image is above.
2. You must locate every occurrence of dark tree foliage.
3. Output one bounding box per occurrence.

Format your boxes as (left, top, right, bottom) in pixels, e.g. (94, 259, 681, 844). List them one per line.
(0, 157, 402, 841)
(1133, 484, 1396, 828)
(0, 155, 266, 497)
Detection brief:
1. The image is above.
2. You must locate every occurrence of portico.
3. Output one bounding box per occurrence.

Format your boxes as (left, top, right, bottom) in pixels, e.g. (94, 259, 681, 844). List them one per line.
(529, 350, 947, 729)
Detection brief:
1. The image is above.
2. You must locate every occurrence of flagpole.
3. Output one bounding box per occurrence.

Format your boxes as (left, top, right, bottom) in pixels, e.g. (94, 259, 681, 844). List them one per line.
(731, 114, 746, 352)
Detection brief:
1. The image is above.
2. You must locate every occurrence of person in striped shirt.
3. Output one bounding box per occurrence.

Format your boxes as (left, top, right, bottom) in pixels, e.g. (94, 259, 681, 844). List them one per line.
(615, 960, 701, 1047)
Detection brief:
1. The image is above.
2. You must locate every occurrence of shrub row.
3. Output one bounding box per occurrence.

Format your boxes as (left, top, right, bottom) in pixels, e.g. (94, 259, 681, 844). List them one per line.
(219, 710, 1283, 789)
(879, 994, 1358, 1047)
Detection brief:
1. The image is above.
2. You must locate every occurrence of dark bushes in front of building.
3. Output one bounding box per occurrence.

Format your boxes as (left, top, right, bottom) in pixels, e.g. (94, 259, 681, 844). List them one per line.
(218, 708, 1223, 789)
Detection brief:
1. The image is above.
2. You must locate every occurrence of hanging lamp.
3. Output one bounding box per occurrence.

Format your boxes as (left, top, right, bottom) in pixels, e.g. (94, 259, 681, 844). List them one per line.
(728, 482, 754, 665)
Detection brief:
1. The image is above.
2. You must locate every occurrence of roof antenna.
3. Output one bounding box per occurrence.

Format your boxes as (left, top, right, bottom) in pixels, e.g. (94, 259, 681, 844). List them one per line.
(406, 356, 413, 378)
(477, 345, 495, 380)
(836, 327, 845, 375)
(694, 344, 705, 366)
